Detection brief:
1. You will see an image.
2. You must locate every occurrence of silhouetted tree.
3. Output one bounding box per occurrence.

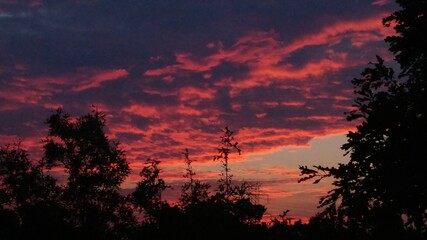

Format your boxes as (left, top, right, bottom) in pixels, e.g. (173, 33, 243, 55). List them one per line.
(132, 158, 169, 223)
(179, 148, 210, 207)
(0, 143, 58, 209)
(213, 126, 241, 198)
(211, 127, 267, 227)
(0, 143, 71, 239)
(0, 110, 323, 239)
(300, 0, 427, 238)
(43, 108, 134, 238)
(159, 128, 267, 240)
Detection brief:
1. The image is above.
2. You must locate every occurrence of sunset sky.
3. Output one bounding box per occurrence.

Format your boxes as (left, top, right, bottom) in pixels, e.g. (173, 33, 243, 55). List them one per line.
(0, 0, 398, 221)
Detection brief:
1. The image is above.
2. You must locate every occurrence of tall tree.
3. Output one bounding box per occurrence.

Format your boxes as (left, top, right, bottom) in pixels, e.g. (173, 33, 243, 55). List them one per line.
(132, 158, 169, 223)
(300, 0, 427, 237)
(179, 148, 210, 207)
(212, 127, 266, 224)
(213, 126, 241, 198)
(43, 108, 134, 237)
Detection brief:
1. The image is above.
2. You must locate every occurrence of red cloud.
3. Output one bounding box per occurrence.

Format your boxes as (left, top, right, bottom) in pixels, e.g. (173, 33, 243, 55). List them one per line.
(372, 0, 391, 7)
(0, 68, 128, 108)
(145, 16, 391, 81)
(122, 103, 161, 118)
(123, 15, 390, 166)
(178, 86, 216, 103)
(71, 69, 129, 92)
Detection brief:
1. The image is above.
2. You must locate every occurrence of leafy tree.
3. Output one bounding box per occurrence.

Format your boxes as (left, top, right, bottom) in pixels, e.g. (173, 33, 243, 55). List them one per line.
(383, 0, 427, 80)
(42, 108, 134, 238)
(300, 0, 427, 238)
(132, 158, 169, 223)
(0, 143, 58, 209)
(0, 143, 71, 239)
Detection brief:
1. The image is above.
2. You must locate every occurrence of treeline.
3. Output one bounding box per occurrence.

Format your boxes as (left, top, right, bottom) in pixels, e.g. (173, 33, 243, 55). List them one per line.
(0, 109, 260, 240)
(0, 110, 338, 240)
(0, 108, 424, 240)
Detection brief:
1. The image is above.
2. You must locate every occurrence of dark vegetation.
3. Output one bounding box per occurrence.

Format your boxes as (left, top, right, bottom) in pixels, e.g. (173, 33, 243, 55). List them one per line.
(1, 0, 426, 239)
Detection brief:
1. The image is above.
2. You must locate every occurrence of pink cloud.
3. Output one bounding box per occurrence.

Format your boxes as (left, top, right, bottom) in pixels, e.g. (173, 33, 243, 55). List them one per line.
(372, 0, 391, 7)
(122, 103, 161, 118)
(143, 15, 393, 107)
(0, 68, 129, 108)
(145, 16, 391, 79)
(115, 15, 391, 169)
(71, 68, 129, 92)
(178, 86, 216, 103)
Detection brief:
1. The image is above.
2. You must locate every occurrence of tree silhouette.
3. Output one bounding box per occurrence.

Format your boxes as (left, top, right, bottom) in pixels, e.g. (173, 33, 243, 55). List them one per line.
(132, 158, 169, 223)
(1, 110, 288, 240)
(213, 126, 241, 198)
(211, 127, 267, 228)
(0, 143, 58, 209)
(42, 108, 134, 238)
(179, 148, 210, 208)
(0, 143, 71, 239)
(300, 0, 427, 238)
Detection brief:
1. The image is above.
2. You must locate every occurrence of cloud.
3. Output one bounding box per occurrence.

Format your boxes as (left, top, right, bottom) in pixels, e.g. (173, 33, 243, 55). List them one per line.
(0, 10, 391, 162)
(71, 69, 129, 92)
(144, 16, 391, 82)
(372, 0, 391, 7)
(0, 67, 129, 107)
(114, 13, 392, 164)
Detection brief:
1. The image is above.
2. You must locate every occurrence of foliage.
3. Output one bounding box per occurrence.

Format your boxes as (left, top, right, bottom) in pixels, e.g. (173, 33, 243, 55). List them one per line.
(0, 143, 58, 209)
(0, 111, 274, 239)
(0, 143, 67, 239)
(132, 158, 169, 223)
(42, 108, 134, 238)
(6, 106, 423, 239)
(299, 0, 427, 238)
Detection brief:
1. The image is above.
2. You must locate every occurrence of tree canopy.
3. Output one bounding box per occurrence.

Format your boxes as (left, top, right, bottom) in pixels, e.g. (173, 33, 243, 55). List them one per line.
(0, 110, 269, 240)
(300, 0, 427, 238)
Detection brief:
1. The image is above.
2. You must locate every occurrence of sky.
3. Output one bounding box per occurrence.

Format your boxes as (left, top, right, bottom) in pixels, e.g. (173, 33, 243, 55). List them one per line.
(0, 0, 398, 221)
